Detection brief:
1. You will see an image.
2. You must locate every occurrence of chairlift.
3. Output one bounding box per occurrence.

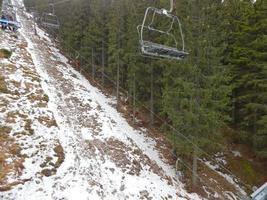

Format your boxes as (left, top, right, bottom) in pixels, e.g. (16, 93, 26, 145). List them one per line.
(137, 0, 188, 60)
(0, 11, 21, 31)
(41, 3, 59, 29)
(31, 11, 40, 22)
(251, 182, 267, 200)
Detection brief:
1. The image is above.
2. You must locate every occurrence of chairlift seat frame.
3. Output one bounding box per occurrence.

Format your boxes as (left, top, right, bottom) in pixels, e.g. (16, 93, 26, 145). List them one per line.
(0, 11, 21, 30)
(0, 19, 20, 27)
(41, 13, 60, 29)
(138, 6, 188, 60)
(141, 40, 187, 59)
(41, 3, 60, 30)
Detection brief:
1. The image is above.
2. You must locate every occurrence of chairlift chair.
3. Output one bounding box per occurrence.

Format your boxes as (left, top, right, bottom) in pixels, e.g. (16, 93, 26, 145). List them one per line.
(137, 0, 188, 60)
(0, 11, 21, 30)
(41, 3, 59, 29)
(41, 13, 60, 29)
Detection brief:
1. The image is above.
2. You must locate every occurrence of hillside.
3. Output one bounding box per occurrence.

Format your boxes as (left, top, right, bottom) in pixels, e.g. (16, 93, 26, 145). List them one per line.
(1, 1, 201, 199)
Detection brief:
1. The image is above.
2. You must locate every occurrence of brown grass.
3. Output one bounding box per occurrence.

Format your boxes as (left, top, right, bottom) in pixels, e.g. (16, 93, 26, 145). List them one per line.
(0, 76, 9, 94)
(24, 119, 34, 135)
(0, 126, 12, 140)
(0, 126, 24, 187)
(37, 116, 57, 127)
(6, 111, 18, 124)
(0, 49, 12, 59)
(54, 144, 64, 168)
(0, 179, 30, 192)
(41, 168, 55, 177)
(43, 94, 49, 102)
(9, 144, 22, 156)
(28, 93, 44, 103)
(38, 143, 65, 178)
(2, 64, 17, 73)
(0, 181, 19, 192)
(10, 80, 21, 88)
(40, 156, 53, 168)
(225, 144, 267, 189)
(28, 93, 49, 105)
(13, 131, 29, 138)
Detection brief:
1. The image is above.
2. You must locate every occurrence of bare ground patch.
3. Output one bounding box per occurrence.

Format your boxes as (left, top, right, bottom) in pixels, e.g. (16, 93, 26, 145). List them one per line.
(86, 138, 173, 185)
(0, 76, 10, 94)
(0, 31, 64, 191)
(0, 49, 12, 59)
(0, 126, 25, 188)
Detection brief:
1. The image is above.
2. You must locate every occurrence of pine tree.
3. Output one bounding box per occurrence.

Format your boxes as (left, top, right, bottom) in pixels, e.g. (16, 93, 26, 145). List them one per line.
(223, 0, 267, 158)
(162, 0, 230, 157)
(248, 0, 267, 158)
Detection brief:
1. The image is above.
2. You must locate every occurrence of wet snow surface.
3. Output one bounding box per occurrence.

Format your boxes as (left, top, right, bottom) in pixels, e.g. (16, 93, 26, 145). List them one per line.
(0, 0, 204, 199)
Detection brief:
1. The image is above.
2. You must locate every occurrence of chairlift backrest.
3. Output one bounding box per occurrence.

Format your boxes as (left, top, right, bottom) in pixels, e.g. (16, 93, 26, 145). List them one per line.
(137, 0, 188, 60)
(41, 12, 60, 29)
(40, 3, 60, 30)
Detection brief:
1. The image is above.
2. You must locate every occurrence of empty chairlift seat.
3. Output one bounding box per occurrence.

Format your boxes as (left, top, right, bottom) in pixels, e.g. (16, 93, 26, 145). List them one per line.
(41, 13, 60, 29)
(40, 3, 60, 30)
(138, 3, 188, 60)
(141, 40, 187, 59)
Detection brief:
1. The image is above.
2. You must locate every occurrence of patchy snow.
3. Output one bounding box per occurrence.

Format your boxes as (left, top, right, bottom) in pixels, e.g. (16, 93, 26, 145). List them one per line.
(232, 151, 242, 157)
(0, 20, 62, 194)
(0, 0, 204, 199)
(214, 152, 227, 165)
(204, 161, 247, 198)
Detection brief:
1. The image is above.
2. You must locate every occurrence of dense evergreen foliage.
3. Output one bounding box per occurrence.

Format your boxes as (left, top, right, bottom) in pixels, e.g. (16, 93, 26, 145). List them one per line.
(23, 0, 267, 158)
(0, 0, 3, 10)
(223, 0, 267, 158)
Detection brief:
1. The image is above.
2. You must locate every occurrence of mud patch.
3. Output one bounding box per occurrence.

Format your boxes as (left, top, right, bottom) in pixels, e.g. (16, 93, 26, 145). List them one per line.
(87, 137, 172, 185)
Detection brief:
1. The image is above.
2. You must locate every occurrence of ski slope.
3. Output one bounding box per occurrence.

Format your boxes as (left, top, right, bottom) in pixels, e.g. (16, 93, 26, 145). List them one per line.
(0, 0, 204, 199)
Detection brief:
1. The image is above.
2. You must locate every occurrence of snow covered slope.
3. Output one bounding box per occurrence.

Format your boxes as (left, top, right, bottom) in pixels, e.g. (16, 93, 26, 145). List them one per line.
(0, 0, 204, 199)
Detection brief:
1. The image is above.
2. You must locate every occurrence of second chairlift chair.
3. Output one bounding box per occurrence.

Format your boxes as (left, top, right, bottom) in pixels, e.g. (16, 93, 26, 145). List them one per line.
(41, 3, 60, 30)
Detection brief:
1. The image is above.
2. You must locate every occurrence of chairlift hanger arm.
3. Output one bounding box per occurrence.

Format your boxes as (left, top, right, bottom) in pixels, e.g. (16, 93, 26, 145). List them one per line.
(169, 0, 174, 13)
(49, 3, 55, 15)
(138, 7, 179, 42)
(160, 0, 175, 13)
(138, 0, 188, 60)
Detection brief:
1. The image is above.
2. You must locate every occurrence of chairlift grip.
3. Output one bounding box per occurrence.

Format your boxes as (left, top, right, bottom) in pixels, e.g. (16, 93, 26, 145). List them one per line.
(161, 0, 175, 13)
(169, 0, 174, 13)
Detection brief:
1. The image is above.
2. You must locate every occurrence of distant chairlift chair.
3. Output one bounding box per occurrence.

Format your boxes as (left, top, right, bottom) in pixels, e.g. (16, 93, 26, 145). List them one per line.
(137, 0, 188, 60)
(0, 11, 21, 31)
(41, 3, 59, 30)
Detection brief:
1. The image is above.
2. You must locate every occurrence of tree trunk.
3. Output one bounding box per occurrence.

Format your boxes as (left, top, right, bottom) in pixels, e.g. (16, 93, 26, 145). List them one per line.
(192, 146, 198, 188)
(101, 40, 105, 85)
(116, 55, 120, 109)
(133, 73, 136, 125)
(232, 90, 236, 124)
(150, 65, 154, 126)
(91, 48, 95, 79)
